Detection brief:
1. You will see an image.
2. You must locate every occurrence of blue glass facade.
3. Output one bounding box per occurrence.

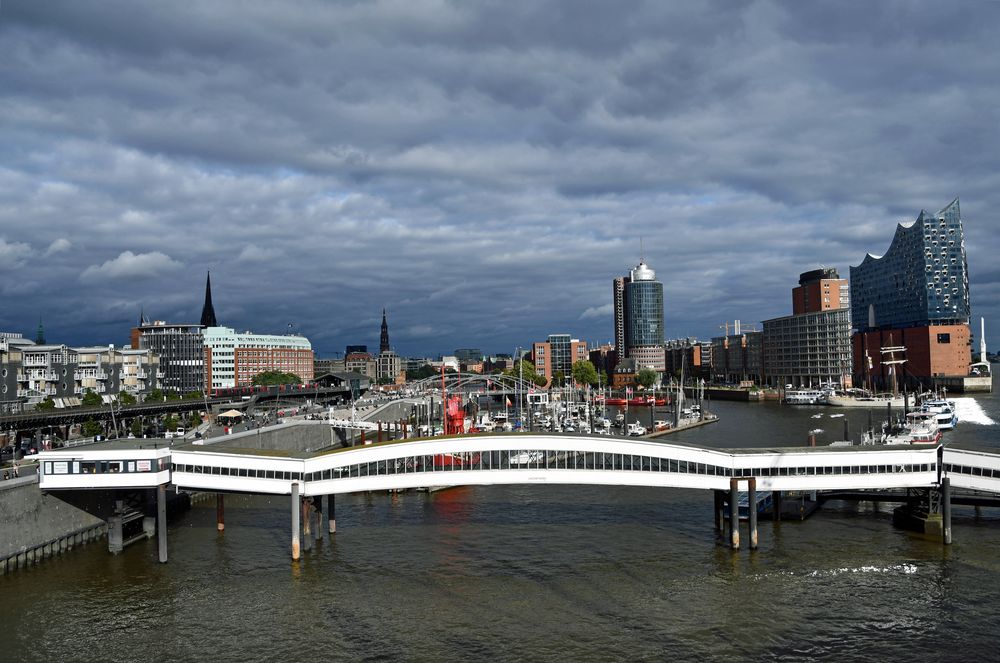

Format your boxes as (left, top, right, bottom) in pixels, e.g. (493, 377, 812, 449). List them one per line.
(850, 198, 969, 331)
(625, 280, 664, 347)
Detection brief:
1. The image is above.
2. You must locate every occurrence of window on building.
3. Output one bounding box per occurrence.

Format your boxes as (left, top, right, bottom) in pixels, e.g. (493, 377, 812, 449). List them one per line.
(937, 333, 951, 344)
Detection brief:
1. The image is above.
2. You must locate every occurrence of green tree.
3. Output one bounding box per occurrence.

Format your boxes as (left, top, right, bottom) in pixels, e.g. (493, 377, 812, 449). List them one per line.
(251, 370, 302, 386)
(146, 388, 165, 402)
(163, 414, 179, 432)
(165, 390, 182, 401)
(130, 418, 143, 437)
(188, 411, 203, 429)
(571, 360, 599, 387)
(407, 364, 438, 381)
(503, 360, 547, 387)
(183, 391, 203, 400)
(82, 389, 103, 407)
(35, 397, 56, 411)
(637, 367, 659, 389)
(552, 370, 565, 387)
(81, 418, 103, 437)
(118, 391, 137, 405)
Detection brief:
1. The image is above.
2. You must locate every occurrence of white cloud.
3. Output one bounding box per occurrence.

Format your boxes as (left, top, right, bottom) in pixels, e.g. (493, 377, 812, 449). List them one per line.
(43, 238, 72, 257)
(580, 303, 613, 319)
(236, 244, 283, 262)
(0, 238, 32, 270)
(80, 250, 182, 282)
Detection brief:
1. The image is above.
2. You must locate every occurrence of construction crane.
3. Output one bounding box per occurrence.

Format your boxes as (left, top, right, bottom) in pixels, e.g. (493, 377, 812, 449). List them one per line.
(719, 320, 758, 336)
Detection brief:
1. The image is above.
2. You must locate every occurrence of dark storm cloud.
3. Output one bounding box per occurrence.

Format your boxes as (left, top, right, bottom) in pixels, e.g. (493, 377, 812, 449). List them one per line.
(1, 0, 999, 355)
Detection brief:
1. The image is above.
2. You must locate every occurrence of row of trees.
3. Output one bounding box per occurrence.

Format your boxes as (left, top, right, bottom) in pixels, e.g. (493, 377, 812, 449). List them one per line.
(79, 409, 204, 439)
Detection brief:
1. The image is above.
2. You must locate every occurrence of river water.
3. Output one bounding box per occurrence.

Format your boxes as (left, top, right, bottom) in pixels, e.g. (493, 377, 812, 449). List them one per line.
(3, 393, 1000, 662)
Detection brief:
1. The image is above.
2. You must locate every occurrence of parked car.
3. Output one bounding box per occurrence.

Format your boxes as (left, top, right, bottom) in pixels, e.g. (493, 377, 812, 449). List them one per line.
(1, 446, 25, 463)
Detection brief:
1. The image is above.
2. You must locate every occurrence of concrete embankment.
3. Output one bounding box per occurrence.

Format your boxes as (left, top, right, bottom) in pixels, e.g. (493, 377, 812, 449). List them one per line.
(0, 473, 106, 575)
(201, 420, 338, 452)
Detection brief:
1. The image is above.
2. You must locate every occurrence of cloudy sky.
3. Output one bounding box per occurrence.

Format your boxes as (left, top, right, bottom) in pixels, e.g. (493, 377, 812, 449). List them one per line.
(2, 1, 999, 357)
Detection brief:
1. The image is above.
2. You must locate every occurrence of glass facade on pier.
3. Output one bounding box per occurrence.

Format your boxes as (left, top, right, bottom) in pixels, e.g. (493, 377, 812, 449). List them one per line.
(850, 198, 969, 331)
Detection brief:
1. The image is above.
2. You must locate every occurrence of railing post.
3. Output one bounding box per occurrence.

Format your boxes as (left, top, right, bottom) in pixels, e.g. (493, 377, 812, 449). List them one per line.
(291, 483, 300, 561)
(748, 477, 758, 550)
(729, 478, 740, 550)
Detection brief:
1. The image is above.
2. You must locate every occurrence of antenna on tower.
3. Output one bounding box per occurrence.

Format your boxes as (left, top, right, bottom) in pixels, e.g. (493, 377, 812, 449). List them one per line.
(640, 236, 644, 263)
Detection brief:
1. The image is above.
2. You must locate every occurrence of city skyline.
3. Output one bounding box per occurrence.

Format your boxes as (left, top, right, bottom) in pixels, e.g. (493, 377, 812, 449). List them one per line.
(2, 2, 999, 356)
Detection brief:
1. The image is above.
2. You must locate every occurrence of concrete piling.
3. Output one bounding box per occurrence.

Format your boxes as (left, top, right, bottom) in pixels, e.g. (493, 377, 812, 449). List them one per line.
(942, 477, 952, 545)
(302, 498, 313, 551)
(729, 478, 740, 550)
(713, 490, 723, 532)
(329, 494, 337, 533)
(108, 515, 123, 554)
(216, 493, 225, 532)
(157, 484, 167, 563)
(748, 478, 758, 550)
(318, 495, 327, 540)
(291, 483, 301, 561)
(773, 490, 782, 521)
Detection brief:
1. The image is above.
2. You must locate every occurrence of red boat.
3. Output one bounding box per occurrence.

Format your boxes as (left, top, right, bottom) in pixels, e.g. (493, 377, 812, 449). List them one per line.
(606, 398, 627, 406)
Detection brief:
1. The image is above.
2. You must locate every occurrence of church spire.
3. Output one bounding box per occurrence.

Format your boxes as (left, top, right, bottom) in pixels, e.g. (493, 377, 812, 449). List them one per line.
(35, 317, 45, 345)
(380, 308, 390, 353)
(200, 271, 218, 328)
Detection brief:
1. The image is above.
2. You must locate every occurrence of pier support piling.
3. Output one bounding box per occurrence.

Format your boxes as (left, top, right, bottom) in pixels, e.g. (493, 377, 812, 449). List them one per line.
(291, 483, 301, 561)
(713, 490, 723, 532)
(216, 493, 225, 532)
(318, 495, 328, 540)
(729, 478, 740, 550)
(942, 477, 952, 545)
(748, 478, 758, 550)
(302, 498, 313, 552)
(773, 490, 782, 522)
(329, 494, 337, 534)
(157, 484, 168, 563)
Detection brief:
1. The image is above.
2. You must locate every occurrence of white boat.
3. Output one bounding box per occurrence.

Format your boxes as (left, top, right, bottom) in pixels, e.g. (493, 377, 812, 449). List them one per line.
(626, 422, 646, 436)
(823, 392, 906, 408)
(785, 389, 824, 404)
(883, 413, 943, 445)
(920, 399, 958, 429)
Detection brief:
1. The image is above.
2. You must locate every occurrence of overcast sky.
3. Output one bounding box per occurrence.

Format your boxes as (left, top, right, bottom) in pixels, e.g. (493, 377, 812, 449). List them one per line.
(2, 1, 999, 358)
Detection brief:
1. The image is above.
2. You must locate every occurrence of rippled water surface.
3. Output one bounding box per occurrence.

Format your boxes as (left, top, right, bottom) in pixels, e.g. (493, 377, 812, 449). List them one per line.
(3, 392, 1000, 662)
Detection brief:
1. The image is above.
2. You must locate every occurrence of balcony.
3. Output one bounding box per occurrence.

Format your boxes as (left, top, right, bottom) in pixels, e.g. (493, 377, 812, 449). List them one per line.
(31, 371, 58, 381)
(23, 358, 48, 367)
(136, 370, 148, 379)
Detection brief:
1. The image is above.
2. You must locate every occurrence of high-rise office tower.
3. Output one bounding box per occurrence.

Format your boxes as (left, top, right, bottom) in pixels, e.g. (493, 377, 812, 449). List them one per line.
(613, 262, 665, 371)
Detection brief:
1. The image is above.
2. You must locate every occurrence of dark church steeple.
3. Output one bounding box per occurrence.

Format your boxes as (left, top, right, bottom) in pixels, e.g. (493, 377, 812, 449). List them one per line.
(200, 271, 218, 328)
(380, 308, 390, 353)
(35, 317, 45, 345)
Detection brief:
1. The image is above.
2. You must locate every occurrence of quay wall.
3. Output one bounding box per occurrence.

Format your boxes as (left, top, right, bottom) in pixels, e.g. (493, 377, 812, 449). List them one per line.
(0, 474, 106, 575)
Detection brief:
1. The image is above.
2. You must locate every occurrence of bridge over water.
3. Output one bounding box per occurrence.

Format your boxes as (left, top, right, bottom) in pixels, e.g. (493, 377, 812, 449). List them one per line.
(36, 427, 1000, 563)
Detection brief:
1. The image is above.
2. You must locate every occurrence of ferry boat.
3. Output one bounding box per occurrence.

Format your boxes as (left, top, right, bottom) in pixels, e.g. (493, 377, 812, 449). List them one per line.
(822, 392, 906, 408)
(920, 398, 958, 430)
(883, 414, 942, 445)
(606, 397, 627, 406)
(785, 389, 824, 405)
